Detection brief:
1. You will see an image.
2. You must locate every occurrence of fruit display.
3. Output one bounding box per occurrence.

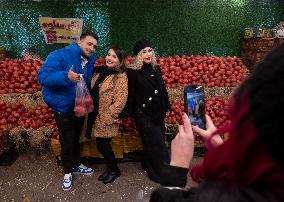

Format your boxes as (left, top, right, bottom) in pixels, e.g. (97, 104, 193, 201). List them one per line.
(117, 55, 248, 138)
(120, 117, 138, 136)
(0, 99, 55, 148)
(0, 58, 53, 149)
(0, 58, 42, 94)
(106, 55, 247, 87)
(158, 55, 247, 88)
(0, 54, 248, 151)
(0, 102, 56, 129)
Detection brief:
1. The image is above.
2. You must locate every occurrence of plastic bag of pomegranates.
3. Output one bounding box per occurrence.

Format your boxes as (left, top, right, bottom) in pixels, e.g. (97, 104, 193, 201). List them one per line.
(74, 75, 94, 117)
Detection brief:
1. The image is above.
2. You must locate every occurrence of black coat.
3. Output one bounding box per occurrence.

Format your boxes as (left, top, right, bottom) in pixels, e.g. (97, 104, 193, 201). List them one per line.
(120, 64, 170, 121)
(151, 181, 284, 202)
(150, 165, 284, 202)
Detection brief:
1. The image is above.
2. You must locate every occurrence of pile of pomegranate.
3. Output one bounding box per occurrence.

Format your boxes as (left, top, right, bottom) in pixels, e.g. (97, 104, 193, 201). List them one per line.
(158, 55, 247, 87)
(74, 96, 94, 117)
(0, 101, 56, 132)
(0, 58, 42, 94)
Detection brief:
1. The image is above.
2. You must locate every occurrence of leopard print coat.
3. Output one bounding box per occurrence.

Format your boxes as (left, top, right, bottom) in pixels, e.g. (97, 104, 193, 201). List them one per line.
(90, 72, 128, 138)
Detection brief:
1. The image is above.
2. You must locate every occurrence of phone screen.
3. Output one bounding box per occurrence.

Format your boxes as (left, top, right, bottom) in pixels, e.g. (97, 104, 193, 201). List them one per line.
(184, 86, 206, 129)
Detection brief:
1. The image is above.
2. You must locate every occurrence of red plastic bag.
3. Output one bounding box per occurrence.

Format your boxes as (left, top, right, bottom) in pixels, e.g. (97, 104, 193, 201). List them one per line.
(74, 75, 94, 117)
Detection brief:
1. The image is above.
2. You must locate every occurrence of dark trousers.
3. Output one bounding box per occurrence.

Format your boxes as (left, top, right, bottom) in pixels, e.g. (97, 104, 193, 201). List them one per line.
(96, 137, 119, 171)
(134, 109, 170, 182)
(53, 111, 85, 174)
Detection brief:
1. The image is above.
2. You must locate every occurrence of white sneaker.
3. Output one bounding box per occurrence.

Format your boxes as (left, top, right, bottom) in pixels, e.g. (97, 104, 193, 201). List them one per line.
(62, 174, 72, 191)
(72, 164, 94, 176)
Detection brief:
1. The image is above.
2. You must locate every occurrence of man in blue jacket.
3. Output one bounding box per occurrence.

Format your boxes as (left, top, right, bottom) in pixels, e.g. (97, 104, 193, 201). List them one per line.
(38, 32, 98, 191)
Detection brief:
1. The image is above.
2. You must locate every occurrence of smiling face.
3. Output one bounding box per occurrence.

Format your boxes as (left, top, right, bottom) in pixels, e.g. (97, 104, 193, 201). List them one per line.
(141, 47, 153, 64)
(105, 49, 121, 69)
(78, 36, 97, 58)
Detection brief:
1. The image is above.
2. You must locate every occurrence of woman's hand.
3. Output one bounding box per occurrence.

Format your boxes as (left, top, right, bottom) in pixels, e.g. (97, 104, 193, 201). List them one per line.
(192, 115, 223, 146)
(170, 113, 194, 169)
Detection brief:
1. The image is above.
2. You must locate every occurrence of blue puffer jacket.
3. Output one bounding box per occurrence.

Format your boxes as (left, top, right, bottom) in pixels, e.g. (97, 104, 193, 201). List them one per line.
(38, 42, 96, 113)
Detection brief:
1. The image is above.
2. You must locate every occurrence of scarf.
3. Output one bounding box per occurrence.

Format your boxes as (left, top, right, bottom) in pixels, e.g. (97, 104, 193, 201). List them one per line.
(91, 66, 119, 116)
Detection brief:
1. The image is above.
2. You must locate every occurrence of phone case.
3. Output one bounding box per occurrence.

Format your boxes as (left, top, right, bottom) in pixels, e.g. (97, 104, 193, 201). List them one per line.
(184, 85, 206, 129)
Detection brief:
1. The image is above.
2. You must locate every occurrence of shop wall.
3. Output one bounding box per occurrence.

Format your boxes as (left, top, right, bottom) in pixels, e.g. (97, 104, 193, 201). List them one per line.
(0, 0, 283, 59)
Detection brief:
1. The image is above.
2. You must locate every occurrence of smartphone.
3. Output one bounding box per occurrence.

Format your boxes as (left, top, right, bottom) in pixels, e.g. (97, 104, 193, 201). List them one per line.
(184, 85, 206, 129)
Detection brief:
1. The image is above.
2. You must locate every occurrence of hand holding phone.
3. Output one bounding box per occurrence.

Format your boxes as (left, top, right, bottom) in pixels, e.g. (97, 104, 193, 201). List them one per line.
(170, 113, 194, 168)
(192, 115, 224, 146)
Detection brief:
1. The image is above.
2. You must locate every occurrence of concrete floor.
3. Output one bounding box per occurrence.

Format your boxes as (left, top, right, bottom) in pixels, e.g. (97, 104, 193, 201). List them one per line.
(0, 150, 201, 202)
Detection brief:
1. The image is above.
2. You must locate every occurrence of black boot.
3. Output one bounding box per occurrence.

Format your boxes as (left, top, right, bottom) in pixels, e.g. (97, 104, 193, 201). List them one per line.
(98, 168, 110, 181)
(96, 138, 121, 183)
(103, 169, 121, 184)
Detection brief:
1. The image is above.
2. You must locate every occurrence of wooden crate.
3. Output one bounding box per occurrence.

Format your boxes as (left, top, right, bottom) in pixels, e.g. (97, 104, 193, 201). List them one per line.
(50, 134, 143, 159)
(241, 38, 279, 71)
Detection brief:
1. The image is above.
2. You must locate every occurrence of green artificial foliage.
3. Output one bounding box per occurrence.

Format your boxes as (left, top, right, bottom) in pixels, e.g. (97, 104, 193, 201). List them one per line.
(0, 0, 283, 58)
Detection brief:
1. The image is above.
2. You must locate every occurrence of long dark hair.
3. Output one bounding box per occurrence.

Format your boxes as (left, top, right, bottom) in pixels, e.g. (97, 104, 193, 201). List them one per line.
(106, 46, 126, 73)
(191, 43, 284, 190)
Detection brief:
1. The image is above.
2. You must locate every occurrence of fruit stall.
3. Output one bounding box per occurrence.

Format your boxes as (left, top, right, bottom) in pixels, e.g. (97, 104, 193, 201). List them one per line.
(0, 50, 249, 161)
(0, 58, 55, 157)
(47, 55, 248, 158)
(1, 0, 283, 163)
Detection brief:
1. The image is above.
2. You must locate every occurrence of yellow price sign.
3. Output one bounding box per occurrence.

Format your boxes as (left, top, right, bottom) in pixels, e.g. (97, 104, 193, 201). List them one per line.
(39, 17, 83, 44)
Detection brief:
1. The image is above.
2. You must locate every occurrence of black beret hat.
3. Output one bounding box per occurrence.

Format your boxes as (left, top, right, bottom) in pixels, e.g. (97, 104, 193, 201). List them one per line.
(132, 39, 152, 55)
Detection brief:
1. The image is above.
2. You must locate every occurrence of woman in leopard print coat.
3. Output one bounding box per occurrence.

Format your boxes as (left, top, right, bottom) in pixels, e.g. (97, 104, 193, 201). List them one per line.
(88, 46, 128, 184)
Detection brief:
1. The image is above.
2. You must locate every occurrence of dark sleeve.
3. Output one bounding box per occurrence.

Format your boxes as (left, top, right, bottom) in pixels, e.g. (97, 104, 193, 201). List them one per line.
(191, 181, 280, 202)
(151, 180, 282, 202)
(118, 68, 135, 118)
(150, 164, 193, 202)
(160, 164, 189, 187)
(150, 187, 195, 202)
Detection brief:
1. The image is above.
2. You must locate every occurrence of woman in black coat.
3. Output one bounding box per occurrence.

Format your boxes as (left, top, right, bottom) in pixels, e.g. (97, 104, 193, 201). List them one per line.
(122, 39, 171, 183)
(150, 43, 284, 201)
